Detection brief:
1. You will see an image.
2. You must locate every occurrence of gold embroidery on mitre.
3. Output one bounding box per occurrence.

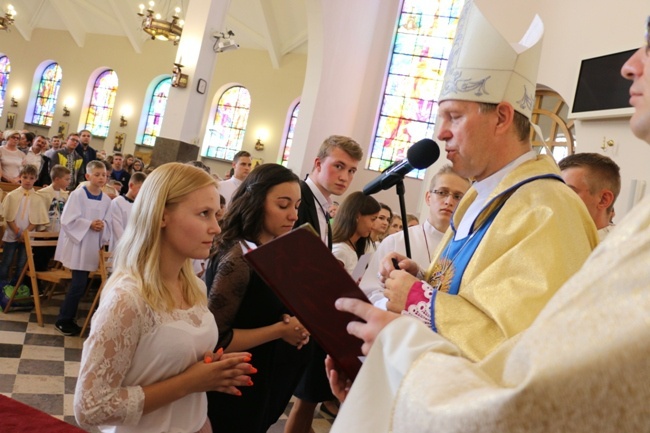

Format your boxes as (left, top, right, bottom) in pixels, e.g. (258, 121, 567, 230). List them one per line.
(428, 258, 455, 293)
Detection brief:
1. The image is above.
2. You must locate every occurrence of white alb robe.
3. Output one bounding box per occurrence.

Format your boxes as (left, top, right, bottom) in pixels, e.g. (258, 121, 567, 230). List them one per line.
(109, 195, 133, 252)
(55, 187, 112, 271)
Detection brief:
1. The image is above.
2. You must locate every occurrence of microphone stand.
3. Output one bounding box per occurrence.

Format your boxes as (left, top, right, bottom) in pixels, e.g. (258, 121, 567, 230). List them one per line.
(395, 180, 411, 259)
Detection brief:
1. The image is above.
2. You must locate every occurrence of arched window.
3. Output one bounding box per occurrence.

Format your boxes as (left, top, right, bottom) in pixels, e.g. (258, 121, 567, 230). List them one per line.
(84, 70, 119, 137)
(202, 85, 251, 161)
(369, 0, 465, 179)
(31, 62, 63, 127)
(280, 102, 300, 167)
(0, 55, 10, 118)
(141, 77, 172, 146)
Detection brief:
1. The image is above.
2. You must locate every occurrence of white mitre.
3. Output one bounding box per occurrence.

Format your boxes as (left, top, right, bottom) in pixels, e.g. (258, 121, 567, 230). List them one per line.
(439, 1, 544, 119)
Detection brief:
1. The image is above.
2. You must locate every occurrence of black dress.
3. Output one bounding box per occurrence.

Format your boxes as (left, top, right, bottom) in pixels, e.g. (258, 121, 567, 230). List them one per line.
(206, 242, 310, 433)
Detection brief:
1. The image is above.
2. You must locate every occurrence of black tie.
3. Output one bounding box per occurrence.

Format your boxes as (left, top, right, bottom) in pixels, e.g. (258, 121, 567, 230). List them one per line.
(326, 212, 332, 251)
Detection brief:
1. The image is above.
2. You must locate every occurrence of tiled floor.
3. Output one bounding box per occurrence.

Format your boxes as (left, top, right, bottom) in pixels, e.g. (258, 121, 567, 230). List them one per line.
(0, 291, 333, 432)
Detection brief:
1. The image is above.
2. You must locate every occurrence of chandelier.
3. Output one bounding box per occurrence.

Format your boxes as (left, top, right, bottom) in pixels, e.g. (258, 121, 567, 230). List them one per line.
(137, 1, 184, 45)
(0, 4, 16, 31)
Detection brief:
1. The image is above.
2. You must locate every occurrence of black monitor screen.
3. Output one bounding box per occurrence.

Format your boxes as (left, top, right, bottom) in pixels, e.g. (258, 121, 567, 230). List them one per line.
(572, 48, 636, 113)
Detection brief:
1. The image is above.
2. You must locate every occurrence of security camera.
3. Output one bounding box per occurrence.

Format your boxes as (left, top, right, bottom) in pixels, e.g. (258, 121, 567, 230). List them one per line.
(212, 29, 239, 53)
(212, 30, 235, 39)
(217, 38, 239, 52)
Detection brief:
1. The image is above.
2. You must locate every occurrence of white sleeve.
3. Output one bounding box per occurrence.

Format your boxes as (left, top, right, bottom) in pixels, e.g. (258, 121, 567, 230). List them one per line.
(109, 199, 124, 250)
(332, 243, 357, 275)
(60, 191, 92, 244)
(332, 316, 460, 433)
(359, 235, 397, 308)
(74, 283, 145, 428)
(101, 196, 113, 247)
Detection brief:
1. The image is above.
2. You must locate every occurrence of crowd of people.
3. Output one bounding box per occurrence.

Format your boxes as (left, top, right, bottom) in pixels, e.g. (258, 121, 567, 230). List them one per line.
(0, 129, 149, 189)
(0, 129, 152, 335)
(0, 2, 647, 432)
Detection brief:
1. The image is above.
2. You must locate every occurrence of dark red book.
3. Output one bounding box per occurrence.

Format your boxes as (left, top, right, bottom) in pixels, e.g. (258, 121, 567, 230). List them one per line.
(242, 224, 369, 380)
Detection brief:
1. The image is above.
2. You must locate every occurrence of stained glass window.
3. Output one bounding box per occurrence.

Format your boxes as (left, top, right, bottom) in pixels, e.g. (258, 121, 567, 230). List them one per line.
(84, 70, 119, 138)
(280, 102, 300, 167)
(369, 0, 465, 179)
(0, 56, 9, 118)
(202, 86, 251, 160)
(141, 77, 172, 146)
(31, 62, 63, 127)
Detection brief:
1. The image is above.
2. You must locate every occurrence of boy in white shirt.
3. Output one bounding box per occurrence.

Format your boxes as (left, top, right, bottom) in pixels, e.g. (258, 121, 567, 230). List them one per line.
(0, 165, 49, 285)
(54, 160, 112, 336)
(108, 171, 146, 251)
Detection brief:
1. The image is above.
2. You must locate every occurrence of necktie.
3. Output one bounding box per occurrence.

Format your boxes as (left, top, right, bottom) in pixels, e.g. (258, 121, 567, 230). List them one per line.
(326, 211, 332, 251)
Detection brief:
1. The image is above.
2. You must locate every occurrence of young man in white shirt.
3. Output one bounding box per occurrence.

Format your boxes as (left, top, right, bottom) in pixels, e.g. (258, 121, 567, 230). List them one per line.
(360, 165, 470, 308)
(219, 150, 252, 206)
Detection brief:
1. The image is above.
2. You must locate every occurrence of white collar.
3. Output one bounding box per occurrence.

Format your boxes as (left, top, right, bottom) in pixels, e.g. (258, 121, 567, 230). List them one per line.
(306, 176, 332, 210)
(423, 218, 446, 236)
(473, 150, 536, 199)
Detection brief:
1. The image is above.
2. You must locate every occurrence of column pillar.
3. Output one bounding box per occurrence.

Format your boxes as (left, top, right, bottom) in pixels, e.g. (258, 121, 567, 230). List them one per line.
(287, 0, 399, 177)
(152, 0, 231, 167)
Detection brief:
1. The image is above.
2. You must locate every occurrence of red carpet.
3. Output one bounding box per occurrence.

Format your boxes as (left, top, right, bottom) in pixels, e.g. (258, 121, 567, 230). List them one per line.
(0, 394, 86, 432)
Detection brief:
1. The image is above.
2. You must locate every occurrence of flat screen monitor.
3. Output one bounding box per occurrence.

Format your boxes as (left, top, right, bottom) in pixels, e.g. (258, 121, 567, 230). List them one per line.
(570, 48, 636, 120)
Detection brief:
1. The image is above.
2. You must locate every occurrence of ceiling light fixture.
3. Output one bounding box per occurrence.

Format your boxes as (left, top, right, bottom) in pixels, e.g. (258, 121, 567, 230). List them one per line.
(137, 1, 184, 45)
(0, 4, 16, 31)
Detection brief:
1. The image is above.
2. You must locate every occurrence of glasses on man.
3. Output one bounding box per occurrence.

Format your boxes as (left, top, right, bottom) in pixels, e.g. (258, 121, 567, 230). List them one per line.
(8, 135, 20, 140)
(431, 190, 464, 201)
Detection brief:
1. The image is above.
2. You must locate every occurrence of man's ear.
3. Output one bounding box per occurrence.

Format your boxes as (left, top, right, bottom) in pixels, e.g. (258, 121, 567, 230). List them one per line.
(494, 102, 515, 135)
(313, 157, 322, 172)
(598, 189, 615, 210)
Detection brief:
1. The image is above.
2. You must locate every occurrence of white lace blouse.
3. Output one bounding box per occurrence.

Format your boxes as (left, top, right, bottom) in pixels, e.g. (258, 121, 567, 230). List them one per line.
(74, 275, 218, 433)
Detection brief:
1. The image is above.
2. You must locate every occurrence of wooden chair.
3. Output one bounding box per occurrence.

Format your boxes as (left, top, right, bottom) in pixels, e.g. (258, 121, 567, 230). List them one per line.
(80, 249, 113, 337)
(4, 231, 72, 327)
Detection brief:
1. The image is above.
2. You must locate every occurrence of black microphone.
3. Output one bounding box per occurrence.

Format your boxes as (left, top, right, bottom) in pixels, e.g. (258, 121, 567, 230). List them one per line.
(363, 138, 440, 195)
